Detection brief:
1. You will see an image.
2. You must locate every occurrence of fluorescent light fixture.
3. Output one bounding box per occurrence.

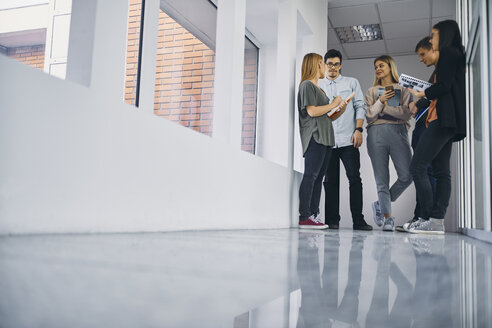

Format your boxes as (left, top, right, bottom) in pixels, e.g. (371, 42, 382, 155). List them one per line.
(334, 24, 383, 43)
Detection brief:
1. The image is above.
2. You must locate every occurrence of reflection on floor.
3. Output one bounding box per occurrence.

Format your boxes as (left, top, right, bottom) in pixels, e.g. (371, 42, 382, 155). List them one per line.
(1, 229, 491, 327)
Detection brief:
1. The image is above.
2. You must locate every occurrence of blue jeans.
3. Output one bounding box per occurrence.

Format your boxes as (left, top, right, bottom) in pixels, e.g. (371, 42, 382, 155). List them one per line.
(299, 138, 332, 220)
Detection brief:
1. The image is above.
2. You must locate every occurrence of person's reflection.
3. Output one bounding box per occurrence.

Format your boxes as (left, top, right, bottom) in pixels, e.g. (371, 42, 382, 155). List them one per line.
(366, 235, 412, 327)
(296, 231, 365, 328)
(408, 235, 452, 327)
(365, 235, 452, 328)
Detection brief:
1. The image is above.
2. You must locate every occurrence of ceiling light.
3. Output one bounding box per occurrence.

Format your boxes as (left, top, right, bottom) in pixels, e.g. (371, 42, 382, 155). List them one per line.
(334, 24, 383, 43)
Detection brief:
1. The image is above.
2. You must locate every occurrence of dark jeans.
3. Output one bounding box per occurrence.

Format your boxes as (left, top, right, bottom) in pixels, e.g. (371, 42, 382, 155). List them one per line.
(411, 123, 437, 219)
(410, 121, 454, 219)
(299, 138, 332, 220)
(323, 146, 364, 225)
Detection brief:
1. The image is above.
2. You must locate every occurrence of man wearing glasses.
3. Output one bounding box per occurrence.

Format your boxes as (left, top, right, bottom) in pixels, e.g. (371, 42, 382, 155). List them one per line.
(318, 49, 372, 230)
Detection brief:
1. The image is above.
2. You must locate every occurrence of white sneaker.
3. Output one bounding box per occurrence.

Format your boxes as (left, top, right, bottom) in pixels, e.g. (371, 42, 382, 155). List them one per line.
(382, 216, 395, 231)
(407, 218, 444, 235)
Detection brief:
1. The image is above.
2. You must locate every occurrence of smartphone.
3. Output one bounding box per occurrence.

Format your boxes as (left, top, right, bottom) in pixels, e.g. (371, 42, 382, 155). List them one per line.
(385, 85, 394, 91)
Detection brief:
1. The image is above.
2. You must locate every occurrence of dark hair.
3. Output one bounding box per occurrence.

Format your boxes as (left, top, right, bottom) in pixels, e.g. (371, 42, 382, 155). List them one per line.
(415, 36, 432, 52)
(433, 19, 464, 53)
(324, 49, 342, 65)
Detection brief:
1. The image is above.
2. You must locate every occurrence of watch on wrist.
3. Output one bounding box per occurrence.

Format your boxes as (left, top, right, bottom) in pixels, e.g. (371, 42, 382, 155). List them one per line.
(354, 127, 363, 133)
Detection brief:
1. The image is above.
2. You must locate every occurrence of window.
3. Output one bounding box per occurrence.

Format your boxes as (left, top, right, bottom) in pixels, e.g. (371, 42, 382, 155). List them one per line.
(125, 0, 143, 107)
(153, 4, 216, 135)
(125, 0, 259, 149)
(242, 37, 259, 153)
(0, 0, 72, 79)
(0, 2, 49, 71)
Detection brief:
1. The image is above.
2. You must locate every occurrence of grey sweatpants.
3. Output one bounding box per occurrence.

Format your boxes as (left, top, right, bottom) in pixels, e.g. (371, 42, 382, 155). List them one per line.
(367, 123, 412, 215)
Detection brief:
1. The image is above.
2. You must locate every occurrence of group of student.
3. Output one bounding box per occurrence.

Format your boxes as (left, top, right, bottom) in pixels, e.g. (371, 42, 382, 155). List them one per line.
(297, 19, 466, 234)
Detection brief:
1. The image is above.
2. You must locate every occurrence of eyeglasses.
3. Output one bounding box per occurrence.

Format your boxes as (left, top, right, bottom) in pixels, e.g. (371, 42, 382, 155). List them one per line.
(326, 62, 341, 68)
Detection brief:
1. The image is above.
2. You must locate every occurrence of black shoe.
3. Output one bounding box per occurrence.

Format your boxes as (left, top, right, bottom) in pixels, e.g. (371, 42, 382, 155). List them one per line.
(395, 226, 406, 232)
(328, 224, 339, 229)
(353, 219, 373, 231)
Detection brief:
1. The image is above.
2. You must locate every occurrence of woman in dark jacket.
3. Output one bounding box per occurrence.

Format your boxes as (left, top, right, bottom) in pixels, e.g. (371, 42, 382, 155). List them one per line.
(407, 20, 466, 234)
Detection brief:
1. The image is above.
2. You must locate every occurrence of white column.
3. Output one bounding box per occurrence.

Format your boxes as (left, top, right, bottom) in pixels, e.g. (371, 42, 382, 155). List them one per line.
(66, 0, 96, 86)
(213, 0, 246, 147)
(66, 0, 129, 101)
(276, 0, 297, 169)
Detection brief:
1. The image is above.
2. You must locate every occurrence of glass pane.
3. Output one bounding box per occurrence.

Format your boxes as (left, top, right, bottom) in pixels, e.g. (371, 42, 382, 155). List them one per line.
(124, 0, 143, 106)
(5, 40, 45, 70)
(153, 6, 216, 135)
(242, 38, 258, 154)
(471, 37, 484, 229)
(0, 0, 48, 72)
(0, 1, 72, 79)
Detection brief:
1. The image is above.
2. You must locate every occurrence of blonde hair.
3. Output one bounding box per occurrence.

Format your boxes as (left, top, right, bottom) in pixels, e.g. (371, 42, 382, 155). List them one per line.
(300, 53, 323, 87)
(373, 55, 399, 86)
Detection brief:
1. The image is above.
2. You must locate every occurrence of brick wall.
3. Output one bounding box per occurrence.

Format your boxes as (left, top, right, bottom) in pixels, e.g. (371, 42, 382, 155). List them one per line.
(125, 2, 258, 152)
(242, 49, 258, 153)
(153, 10, 215, 136)
(7, 45, 45, 70)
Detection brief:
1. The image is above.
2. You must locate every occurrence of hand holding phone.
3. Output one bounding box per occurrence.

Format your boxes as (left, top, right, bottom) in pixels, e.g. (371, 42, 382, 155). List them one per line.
(379, 88, 395, 103)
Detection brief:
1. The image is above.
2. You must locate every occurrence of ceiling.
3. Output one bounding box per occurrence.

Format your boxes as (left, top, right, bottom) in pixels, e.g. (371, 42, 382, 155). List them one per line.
(328, 0, 456, 59)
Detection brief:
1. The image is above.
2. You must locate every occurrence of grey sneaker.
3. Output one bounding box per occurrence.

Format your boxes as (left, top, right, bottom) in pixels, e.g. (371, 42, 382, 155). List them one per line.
(402, 217, 422, 232)
(372, 201, 384, 227)
(408, 218, 444, 234)
(382, 216, 395, 231)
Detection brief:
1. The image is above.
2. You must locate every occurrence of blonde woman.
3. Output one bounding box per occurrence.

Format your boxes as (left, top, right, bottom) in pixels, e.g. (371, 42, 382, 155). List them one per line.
(297, 53, 347, 229)
(365, 55, 412, 231)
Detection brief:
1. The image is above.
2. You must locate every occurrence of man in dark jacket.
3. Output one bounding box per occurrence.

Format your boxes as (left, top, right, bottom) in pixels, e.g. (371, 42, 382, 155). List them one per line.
(396, 37, 438, 232)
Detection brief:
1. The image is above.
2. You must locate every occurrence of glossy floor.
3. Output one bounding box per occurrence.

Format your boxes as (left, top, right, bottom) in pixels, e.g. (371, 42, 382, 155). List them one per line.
(1, 229, 491, 327)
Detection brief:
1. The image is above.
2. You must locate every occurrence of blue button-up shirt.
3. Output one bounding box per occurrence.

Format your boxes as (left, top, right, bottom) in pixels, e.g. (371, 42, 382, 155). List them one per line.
(318, 75, 366, 148)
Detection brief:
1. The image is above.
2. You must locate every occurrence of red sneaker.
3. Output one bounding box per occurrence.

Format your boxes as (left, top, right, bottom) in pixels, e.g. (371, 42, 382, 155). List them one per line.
(299, 215, 328, 230)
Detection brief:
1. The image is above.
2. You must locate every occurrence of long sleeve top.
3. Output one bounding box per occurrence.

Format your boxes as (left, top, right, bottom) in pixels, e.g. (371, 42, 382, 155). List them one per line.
(318, 75, 366, 148)
(365, 83, 412, 128)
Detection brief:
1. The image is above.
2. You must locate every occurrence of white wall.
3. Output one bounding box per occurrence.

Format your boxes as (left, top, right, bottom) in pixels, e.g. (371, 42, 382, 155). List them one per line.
(0, 0, 331, 234)
(0, 56, 293, 234)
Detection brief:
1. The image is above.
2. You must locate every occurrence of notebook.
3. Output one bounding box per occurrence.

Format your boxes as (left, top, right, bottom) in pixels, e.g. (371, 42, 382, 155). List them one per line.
(327, 91, 356, 118)
(399, 73, 432, 92)
(377, 88, 401, 107)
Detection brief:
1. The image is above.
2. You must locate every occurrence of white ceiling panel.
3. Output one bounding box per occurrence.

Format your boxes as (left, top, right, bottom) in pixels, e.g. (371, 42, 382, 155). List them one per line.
(328, 28, 340, 44)
(383, 19, 430, 39)
(378, 0, 431, 23)
(343, 40, 386, 58)
(386, 35, 423, 53)
(432, 0, 456, 18)
(329, 4, 379, 27)
(326, 0, 456, 60)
